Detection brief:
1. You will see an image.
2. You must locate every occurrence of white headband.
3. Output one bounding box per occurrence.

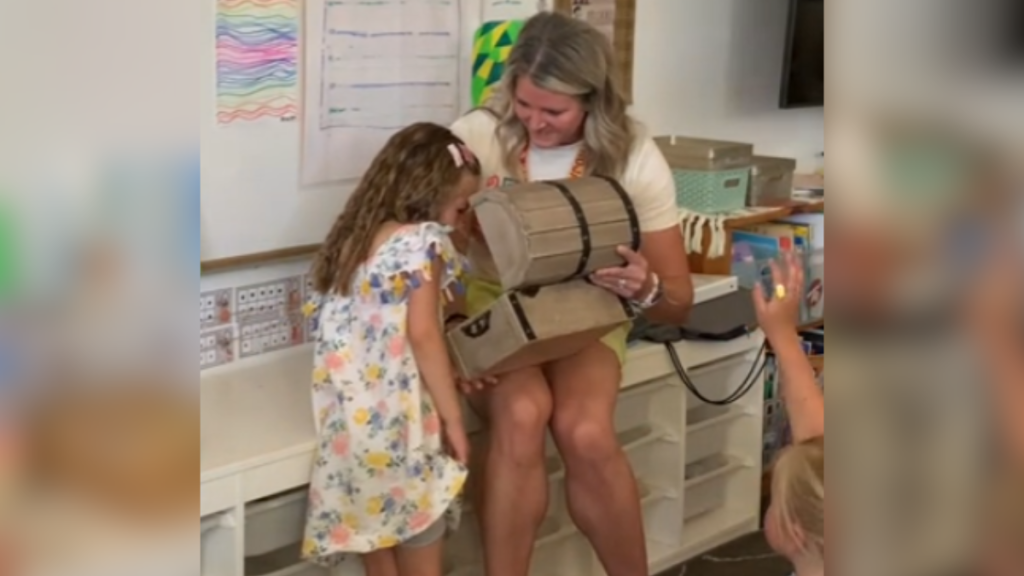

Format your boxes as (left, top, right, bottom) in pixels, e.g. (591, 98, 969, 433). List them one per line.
(447, 143, 464, 168)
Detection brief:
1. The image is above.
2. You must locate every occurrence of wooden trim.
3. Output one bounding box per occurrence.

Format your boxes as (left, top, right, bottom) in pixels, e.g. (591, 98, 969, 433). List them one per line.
(200, 244, 320, 275)
(688, 200, 824, 275)
(553, 0, 637, 103)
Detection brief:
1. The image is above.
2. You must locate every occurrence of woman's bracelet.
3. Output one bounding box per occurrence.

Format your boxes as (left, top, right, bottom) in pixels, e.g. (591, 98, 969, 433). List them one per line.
(631, 272, 664, 310)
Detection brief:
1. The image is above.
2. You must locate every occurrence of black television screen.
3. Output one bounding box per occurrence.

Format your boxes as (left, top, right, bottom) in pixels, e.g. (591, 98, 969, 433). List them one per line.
(779, 0, 824, 108)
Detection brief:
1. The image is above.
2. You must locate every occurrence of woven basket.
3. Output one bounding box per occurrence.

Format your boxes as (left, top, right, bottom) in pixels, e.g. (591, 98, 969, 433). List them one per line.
(673, 168, 750, 214)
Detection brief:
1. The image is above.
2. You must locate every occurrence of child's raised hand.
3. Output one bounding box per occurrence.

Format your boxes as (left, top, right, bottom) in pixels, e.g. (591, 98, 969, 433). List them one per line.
(752, 251, 805, 339)
(443, 420, 471, 466)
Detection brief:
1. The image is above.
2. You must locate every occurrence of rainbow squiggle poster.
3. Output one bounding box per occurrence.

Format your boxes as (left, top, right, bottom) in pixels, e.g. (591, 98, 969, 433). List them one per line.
(215, 0, 299, 125)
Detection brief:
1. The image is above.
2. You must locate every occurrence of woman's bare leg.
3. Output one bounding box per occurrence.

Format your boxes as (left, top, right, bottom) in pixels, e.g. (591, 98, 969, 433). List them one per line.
(547, 342, 647, 576)
(471, 367, 553, 576)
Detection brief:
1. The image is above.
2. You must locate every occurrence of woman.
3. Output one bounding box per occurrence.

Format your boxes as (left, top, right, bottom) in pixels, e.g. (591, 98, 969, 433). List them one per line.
(752, 254, 825, 576)
(448, 11, 694, 576)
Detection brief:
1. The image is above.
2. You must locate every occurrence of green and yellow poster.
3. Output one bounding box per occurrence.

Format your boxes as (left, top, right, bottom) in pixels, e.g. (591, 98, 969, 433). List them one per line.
(471, 20, 524, 107)
(0, 196, 17, 300)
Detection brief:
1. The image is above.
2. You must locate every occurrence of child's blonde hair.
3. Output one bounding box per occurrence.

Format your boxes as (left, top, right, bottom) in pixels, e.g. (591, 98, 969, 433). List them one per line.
(310, 122, 480, 296)
(772, 435, 825, 561)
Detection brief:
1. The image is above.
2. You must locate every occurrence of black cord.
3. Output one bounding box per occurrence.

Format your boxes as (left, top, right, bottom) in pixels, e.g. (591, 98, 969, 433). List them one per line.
(664, 340, 769, 406)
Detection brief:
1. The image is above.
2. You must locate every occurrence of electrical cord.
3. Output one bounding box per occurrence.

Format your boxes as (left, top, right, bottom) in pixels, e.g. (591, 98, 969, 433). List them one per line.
(662, 336, 769, 406)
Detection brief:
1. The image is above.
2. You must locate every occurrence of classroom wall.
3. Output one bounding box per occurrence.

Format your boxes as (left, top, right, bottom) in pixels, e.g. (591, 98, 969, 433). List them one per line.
(630, 0, 823, 169)
(199, 0, 825, 370)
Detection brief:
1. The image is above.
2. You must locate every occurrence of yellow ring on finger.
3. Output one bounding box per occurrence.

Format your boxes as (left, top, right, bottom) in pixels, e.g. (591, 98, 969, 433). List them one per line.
(775, 284, 787, 299)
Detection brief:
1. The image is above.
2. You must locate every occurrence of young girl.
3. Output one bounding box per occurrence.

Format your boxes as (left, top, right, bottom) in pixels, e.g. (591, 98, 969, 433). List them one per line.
(752, 253, 826, 576)
(301, 123, 481, 576)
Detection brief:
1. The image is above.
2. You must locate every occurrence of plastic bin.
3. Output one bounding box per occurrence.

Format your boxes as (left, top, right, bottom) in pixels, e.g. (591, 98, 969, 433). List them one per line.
(245, 488, 308, 558)
(683, 455, 740, 520)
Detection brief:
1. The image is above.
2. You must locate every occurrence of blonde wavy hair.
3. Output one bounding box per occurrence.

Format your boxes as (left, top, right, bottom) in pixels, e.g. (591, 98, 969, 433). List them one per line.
(484, 11, 635, 179)
(772, 436, 826, 561)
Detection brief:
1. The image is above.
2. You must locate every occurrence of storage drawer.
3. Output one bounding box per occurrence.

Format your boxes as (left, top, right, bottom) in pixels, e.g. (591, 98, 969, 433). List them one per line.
(683, 455, 743, 520)
(245, 488, 308, 557)
(245, 542, 328, 576)
(249, 559, 328, 576)
(685, 405, 746, 465)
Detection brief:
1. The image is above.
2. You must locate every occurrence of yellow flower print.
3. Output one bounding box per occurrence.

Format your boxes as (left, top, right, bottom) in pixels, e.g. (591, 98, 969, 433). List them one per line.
(302, 538, 318, 558)
(301, 301, 317, 318)
(367, 364, 382, 382)
(417, 492, 432, 511)
(393, 274, 406, 299)
(448, 475, 466, 498)
(377, 535, 399, 548)
(366, 496, 384, 516)
(366, 452, 392, 470)
(312, 367, 329, 384)
(343, 513, 360, 529)
(316, 406, 331, 428)
(353, 408, 370, 426)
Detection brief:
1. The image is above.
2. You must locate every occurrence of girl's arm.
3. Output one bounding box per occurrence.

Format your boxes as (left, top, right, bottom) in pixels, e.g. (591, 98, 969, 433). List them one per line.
(767, 329, 825, 443)
(753, 252, 825, 443)
(407, 258, 465, 427)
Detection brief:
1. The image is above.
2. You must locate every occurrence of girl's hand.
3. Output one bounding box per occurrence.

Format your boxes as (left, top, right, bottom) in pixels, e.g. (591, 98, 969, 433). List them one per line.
(752, 251, 805, 339)
(590, 246, 653, 300)
(443, 420, 471, 466)
(456, 374, 498, 395)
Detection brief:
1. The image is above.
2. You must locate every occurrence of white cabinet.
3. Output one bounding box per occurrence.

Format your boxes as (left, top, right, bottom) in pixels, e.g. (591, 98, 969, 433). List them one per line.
(201, 278, 764, 576)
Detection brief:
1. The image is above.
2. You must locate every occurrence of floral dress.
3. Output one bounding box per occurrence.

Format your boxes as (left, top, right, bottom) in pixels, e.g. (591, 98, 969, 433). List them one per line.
(301, 222, 468, 567)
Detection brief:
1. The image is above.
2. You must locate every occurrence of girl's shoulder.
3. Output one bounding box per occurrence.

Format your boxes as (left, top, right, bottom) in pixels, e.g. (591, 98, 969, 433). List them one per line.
(379, 222, 456, 264)
(354, 222, 466, 303)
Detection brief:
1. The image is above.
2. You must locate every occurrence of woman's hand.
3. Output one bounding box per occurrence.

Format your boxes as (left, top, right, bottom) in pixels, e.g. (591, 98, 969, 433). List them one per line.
(752, 251, 805, 340)
(590, 246, 653, 301)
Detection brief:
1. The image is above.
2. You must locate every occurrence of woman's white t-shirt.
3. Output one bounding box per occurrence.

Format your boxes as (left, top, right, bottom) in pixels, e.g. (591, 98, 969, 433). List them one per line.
(450, 110, 679, 233)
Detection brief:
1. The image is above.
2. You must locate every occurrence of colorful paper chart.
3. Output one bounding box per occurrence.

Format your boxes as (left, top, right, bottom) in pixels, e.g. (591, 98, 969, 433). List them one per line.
(471, 20, 524, 107)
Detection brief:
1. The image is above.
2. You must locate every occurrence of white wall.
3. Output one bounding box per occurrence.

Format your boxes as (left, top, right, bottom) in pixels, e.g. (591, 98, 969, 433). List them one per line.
(631, 0, 823, 169)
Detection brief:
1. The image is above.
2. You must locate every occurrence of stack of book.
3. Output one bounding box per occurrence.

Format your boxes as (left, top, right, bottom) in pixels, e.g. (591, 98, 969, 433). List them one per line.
(731, 212, 825, 325)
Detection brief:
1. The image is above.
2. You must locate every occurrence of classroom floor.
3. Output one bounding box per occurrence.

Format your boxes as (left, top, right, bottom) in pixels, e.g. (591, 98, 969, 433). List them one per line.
(656, 532, 791, 576)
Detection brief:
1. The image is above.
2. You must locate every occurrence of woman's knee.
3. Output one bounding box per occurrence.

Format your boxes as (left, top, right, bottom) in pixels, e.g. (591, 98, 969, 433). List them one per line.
(550, 412, 619, 467)
(547, 344, 622, 468)
(487, 368, 552, 462)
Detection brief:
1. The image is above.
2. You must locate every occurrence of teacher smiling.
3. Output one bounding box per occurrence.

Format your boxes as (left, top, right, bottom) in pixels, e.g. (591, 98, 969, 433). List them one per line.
(449, 11, 694, 576)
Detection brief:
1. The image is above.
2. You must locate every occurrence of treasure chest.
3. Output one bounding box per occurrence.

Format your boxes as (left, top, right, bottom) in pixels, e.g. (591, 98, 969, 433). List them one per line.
(447, 279, 634, 379)
(468, 176, 641, 291)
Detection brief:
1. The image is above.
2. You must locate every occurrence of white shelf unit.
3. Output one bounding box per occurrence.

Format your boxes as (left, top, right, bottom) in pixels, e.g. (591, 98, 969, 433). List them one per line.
(201, 278, 764, 576)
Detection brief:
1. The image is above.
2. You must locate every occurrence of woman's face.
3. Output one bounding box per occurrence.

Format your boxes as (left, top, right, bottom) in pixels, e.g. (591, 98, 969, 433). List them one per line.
(513, 76, 587, 148)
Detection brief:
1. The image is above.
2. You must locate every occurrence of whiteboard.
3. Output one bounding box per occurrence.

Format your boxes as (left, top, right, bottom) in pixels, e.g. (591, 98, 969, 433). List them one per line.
(200, 0, 543, 262)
